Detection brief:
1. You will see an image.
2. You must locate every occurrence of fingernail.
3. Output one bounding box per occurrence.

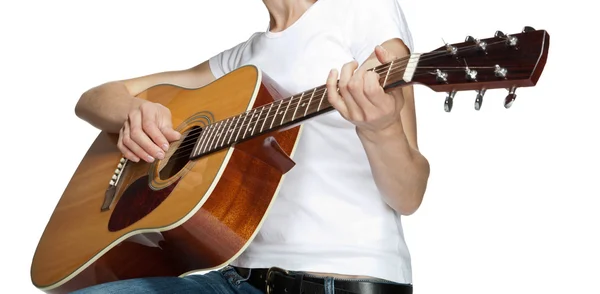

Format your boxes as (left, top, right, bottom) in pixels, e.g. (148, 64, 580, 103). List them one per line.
(146, 155, 155, 162)
(156, 151, 165, 160)
(162, 143, 169, 151)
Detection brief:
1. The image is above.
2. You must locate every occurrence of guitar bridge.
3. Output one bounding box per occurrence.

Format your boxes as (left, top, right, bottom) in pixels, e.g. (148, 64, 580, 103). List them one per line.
(101, 157, 128, 211)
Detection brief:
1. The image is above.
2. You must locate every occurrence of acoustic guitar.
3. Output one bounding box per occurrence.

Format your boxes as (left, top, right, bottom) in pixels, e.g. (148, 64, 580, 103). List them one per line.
(30, 27, 549, 293)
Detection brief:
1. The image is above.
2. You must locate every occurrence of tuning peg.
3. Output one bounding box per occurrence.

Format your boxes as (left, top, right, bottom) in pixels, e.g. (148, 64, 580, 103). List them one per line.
(504, 87, 517, 108)
(435, 69, 448, 83)
(444, 90, 457, 112)
(475, 89, 486, 110)
(522, 26, 535, 33)
(495, 30, 518, 46)
(465, 35, 487, 51)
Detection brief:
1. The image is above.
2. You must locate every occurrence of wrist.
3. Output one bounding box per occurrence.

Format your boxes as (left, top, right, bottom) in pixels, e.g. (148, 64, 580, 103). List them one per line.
(357, 120, 405, 144)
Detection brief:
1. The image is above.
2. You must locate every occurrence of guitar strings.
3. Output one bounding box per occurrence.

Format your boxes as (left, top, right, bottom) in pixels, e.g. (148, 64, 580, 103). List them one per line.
(165, 43, 517, 161)
(188, 38, 513, 142)
(129, 39, 519, 161)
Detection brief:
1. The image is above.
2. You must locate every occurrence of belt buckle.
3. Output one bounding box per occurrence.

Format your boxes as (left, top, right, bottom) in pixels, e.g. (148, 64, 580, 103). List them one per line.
(266, 266, 290, 294)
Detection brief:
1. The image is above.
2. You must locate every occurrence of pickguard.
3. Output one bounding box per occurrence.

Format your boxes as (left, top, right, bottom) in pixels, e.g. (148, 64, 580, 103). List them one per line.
(108, 176, 180, 232)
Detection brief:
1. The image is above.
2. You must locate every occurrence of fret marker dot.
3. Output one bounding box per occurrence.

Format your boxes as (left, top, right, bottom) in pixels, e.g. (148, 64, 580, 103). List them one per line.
(302, 103, 306, 107)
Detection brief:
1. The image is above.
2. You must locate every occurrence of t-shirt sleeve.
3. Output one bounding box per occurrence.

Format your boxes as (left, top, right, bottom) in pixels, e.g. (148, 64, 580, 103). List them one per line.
(208, 32, 260, 79)
(208, 41, 246, 79)
(344, 0, 414, 65)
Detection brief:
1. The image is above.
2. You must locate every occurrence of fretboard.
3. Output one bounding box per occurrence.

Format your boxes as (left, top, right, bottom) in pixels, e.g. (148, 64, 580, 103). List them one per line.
(189, 53, 420, 159)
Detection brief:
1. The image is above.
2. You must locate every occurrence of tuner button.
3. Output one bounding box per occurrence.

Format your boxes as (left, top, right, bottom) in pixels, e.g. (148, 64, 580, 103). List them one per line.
(522, 26, 535, 33)
(444, 90, 457, 112)
(495, 30, 506, 38)
(494, 64, 508, 78)
(435, 69, 448, 83)
(504, 87, 517, 108)
(446, 44, 458, 55)
(475, 89, 486, 111)
(465, 35, 476, 43)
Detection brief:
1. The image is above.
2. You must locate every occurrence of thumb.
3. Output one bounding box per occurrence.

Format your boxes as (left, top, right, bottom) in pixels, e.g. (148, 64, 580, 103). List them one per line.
(374, 45, 395, 64)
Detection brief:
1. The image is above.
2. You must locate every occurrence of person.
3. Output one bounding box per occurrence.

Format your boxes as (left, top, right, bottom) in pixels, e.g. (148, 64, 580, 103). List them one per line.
(72, 0, 430, 293)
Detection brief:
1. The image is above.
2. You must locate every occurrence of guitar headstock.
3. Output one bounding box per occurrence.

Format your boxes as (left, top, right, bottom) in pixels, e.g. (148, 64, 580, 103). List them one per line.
(411, 26, 550, 111)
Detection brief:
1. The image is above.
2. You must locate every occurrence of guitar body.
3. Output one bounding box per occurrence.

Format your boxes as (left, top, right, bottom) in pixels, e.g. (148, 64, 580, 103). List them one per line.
(30, 65, 301, 293)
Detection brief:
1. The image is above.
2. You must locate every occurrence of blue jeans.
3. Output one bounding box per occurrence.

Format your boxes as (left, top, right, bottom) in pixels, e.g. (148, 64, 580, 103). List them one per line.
(71, 266, 263, 294)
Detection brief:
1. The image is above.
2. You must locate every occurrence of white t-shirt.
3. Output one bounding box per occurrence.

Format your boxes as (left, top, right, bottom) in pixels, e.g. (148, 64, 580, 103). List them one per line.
(209, 0, 415, 284)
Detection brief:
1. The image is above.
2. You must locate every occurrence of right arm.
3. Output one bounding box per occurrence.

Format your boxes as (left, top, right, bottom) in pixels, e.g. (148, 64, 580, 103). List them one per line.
(75, 60, 216, 163)
(75, 60, 215, 133)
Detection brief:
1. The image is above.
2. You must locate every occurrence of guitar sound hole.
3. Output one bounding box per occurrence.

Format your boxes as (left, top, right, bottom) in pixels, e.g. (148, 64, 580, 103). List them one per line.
(159, 126, 202, 179)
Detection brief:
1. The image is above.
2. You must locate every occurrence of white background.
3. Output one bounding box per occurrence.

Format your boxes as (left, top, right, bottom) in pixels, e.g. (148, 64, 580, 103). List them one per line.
(1, 0, 598, 293)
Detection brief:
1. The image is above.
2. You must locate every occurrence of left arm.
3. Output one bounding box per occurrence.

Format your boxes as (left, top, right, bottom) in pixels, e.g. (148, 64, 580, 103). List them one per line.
(326, 38, 430, 215)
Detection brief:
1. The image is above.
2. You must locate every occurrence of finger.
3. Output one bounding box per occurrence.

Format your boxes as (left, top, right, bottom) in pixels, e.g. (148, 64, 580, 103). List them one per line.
(117, 125, 140, 162)
(125, 113, 159, 162)
(338, 61, 363, 120)
(347, 68, 377, 112)
(122, 120, 152, 162)
(162, 127, 182, 143)
(131, 109, 166, 160)
(139, 108, 170, 152)
(374, 45, 396, 64)
(363, 70, 388, 108)
(156, 107, 182, 142)
(326, 69, 349, 118)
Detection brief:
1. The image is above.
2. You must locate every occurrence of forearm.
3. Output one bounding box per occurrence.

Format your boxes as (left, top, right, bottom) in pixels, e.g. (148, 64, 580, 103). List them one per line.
(75, 81, 147, 133)
(357, 120, 430, 215)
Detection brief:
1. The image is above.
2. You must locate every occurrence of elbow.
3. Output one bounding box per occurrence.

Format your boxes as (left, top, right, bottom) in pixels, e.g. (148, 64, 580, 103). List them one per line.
(396, 194, 424, 216)
(74, 93, 86, 119)
(75, 88, 93, 120)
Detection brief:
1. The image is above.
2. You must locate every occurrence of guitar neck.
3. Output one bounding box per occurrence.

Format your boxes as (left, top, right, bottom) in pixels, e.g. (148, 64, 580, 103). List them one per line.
(189, 54, 420, 160)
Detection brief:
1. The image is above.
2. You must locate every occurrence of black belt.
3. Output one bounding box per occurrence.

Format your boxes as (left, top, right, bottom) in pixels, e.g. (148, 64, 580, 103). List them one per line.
(233, 266, 412, 294)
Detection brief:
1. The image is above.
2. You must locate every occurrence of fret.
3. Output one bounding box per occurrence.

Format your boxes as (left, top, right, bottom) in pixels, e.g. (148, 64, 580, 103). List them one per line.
(233, 111, 249, 142)
(303, 88, 316, 117)
(285, 95, 302, 125)
(269, 100, 285, 129)
(260, 103, 274, 133)
(192, 126, 208, 157)
(290, 92, 304, 121)
(241, 108, 258, 140)
(226, 114, 242, 145)
(383, 60, 393, 88)
(294, 91, 311, 121)
(212, 117, 231, 150)
(251, 106, 265, 135)
(271, 99, 287, 128)
(317, 87, 327, 112)
(208, 120, 226, 151)
(279, 96, 293, 126)
(219, 116, 235, 148)
(201, 122, 220, 153)
(197, 124, 214, 154)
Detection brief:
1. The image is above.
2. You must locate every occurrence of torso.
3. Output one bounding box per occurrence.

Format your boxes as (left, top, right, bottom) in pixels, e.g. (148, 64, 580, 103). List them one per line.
(207, 0, 414, 283)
